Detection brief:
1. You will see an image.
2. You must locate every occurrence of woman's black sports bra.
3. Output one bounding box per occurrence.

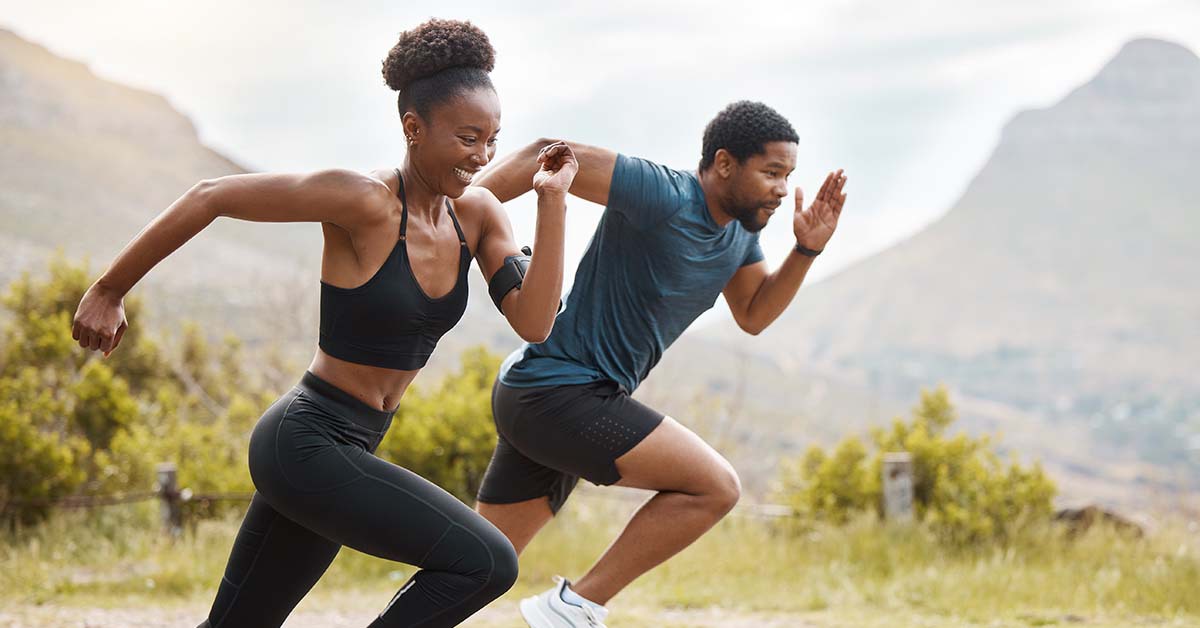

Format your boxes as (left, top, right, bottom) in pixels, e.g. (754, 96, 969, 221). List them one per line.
(318, 170, 471, 370)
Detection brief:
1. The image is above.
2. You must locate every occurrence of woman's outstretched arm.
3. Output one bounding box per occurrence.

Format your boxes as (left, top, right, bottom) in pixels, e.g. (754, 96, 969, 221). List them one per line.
(72, 170, 392, 354)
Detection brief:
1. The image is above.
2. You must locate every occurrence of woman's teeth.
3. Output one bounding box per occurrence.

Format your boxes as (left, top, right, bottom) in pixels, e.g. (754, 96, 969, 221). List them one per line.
(453, 167, 475, 183)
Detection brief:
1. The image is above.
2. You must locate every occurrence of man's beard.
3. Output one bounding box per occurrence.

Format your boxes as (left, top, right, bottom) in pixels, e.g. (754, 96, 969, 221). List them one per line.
(728, 202, 770, 232)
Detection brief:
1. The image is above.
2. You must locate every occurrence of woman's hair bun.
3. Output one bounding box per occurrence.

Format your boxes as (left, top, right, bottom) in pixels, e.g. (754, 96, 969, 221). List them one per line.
(382, 19, 496, 92)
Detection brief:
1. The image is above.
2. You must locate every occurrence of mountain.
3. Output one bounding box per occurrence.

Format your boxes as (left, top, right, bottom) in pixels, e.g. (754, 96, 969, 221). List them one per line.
(696, 38, 1200, 502)
(0, 27, 313, 341)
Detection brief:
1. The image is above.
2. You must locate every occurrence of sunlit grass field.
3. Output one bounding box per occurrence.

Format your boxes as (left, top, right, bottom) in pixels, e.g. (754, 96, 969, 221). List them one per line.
(3, 490, 1199, 627)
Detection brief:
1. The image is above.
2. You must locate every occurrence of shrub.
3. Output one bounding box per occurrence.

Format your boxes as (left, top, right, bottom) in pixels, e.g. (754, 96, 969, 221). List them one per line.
(777, 387, 1057, 545)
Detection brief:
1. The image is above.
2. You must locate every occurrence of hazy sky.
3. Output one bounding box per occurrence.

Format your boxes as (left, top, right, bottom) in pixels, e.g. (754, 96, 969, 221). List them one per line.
(3, 0, 1198, 296)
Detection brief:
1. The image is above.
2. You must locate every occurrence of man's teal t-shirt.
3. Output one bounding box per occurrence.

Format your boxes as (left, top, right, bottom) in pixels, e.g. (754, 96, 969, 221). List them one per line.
(499, 154, 765, 393)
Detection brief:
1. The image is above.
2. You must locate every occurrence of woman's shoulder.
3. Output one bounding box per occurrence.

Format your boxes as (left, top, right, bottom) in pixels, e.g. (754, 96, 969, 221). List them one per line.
(365, 167, 401, 198)
(325, 168, 397, 226)
(450, 186, 504, 222)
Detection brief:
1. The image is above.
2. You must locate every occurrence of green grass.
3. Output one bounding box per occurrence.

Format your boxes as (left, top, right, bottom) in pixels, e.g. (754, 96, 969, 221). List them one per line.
(2, 492, 1198, 626)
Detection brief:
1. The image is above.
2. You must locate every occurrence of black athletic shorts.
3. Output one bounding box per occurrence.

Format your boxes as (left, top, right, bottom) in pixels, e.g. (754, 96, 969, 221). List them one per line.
(476, 378, 665, 514)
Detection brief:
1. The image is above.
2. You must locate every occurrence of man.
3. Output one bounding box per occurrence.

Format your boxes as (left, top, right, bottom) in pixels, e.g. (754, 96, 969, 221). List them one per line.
(473, 101, 847, 628)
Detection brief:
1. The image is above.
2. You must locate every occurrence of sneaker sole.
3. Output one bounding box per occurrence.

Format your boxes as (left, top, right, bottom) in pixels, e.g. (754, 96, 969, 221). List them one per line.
(519, 595, 555, 628)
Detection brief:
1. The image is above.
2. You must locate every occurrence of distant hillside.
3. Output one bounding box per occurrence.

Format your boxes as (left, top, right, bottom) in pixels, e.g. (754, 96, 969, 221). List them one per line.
(698, 38, 1200, 499)
(0, 28, 312, 341)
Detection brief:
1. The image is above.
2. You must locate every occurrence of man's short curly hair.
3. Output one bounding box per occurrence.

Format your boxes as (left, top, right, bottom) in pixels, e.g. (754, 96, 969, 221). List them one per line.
(699, 101, 798, 171)
(382, 19, 496, 119)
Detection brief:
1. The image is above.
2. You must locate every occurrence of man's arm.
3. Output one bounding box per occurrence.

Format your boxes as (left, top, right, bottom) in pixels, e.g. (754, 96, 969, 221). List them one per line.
(723, 255, 815, 335)
(724, 170, 848, 335)
(476, 138, 617, 205)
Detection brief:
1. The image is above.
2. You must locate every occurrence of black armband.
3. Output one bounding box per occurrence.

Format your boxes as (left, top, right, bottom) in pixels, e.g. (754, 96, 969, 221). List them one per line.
(489, 246, 565, 315)
(489, 246, 533, 312)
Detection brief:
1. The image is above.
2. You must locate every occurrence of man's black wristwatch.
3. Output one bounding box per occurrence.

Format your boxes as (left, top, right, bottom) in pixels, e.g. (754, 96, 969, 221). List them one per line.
(794, 242, 823, 257)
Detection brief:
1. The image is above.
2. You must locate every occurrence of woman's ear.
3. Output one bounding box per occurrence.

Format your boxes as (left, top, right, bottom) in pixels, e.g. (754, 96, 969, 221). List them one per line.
(402, 112, 424, 146)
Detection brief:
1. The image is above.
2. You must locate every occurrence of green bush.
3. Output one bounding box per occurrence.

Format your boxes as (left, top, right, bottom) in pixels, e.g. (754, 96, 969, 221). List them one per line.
(376, 346, 501, 504)
(0, 367, 89, 526)
(0, 256, 505, 525)
(0, 256, 268, 525)
(777, 387, 1057, 545)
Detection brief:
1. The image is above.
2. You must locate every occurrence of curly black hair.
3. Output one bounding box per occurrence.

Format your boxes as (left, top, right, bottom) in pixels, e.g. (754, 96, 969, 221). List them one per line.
(382, 19, 496, 119)
(699, 101, 798, 171)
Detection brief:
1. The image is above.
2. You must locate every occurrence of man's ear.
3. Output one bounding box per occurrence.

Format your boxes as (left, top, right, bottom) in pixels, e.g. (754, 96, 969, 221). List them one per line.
(713, 149, 737, 179)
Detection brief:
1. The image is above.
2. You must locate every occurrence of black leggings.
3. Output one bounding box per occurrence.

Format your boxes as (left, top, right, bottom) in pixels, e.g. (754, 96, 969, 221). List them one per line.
(202, 372, 518, 628)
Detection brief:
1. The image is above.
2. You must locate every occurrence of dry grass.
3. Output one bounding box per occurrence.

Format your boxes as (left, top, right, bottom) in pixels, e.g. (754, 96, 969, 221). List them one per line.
(2, 491, 1198, 626)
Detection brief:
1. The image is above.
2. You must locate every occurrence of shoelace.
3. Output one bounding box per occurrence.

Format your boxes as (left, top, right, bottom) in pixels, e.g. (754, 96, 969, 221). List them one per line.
(581, 605, 604, 627)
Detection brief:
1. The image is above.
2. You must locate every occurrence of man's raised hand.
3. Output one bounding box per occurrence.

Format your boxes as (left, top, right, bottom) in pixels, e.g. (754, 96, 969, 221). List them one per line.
(793, 169, 847, 252)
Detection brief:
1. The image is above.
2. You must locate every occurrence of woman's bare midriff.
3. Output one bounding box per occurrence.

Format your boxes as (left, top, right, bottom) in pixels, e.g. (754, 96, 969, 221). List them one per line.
(309, 349, 420, 412)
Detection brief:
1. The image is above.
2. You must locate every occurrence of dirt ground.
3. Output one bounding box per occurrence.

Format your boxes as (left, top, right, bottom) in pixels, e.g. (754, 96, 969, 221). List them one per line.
(2, 591, 1197, 628)
(0, 599, 808, 628)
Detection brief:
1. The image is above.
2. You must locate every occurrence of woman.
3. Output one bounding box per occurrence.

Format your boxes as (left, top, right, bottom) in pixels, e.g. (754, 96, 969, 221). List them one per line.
(71, 19, 576, 628)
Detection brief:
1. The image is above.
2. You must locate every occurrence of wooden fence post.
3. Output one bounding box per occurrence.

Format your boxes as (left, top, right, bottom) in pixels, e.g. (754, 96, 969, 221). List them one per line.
(882, 452, 914, 522)
(156, 462, 183, 538)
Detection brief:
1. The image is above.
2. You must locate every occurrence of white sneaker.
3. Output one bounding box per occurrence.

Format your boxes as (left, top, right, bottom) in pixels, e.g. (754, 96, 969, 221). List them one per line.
(519, 576, 609, 627)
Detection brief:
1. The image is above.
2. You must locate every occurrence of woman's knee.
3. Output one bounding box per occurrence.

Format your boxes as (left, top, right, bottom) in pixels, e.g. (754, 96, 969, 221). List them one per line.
(470, 522, 519, 596)
(484, 534, 519, 596)
(431, 523, 518, 595)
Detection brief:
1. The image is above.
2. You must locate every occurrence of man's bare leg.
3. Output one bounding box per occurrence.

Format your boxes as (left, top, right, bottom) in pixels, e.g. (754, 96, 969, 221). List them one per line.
(476, 497, 555, 555)
(569, 417, 740, 605)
